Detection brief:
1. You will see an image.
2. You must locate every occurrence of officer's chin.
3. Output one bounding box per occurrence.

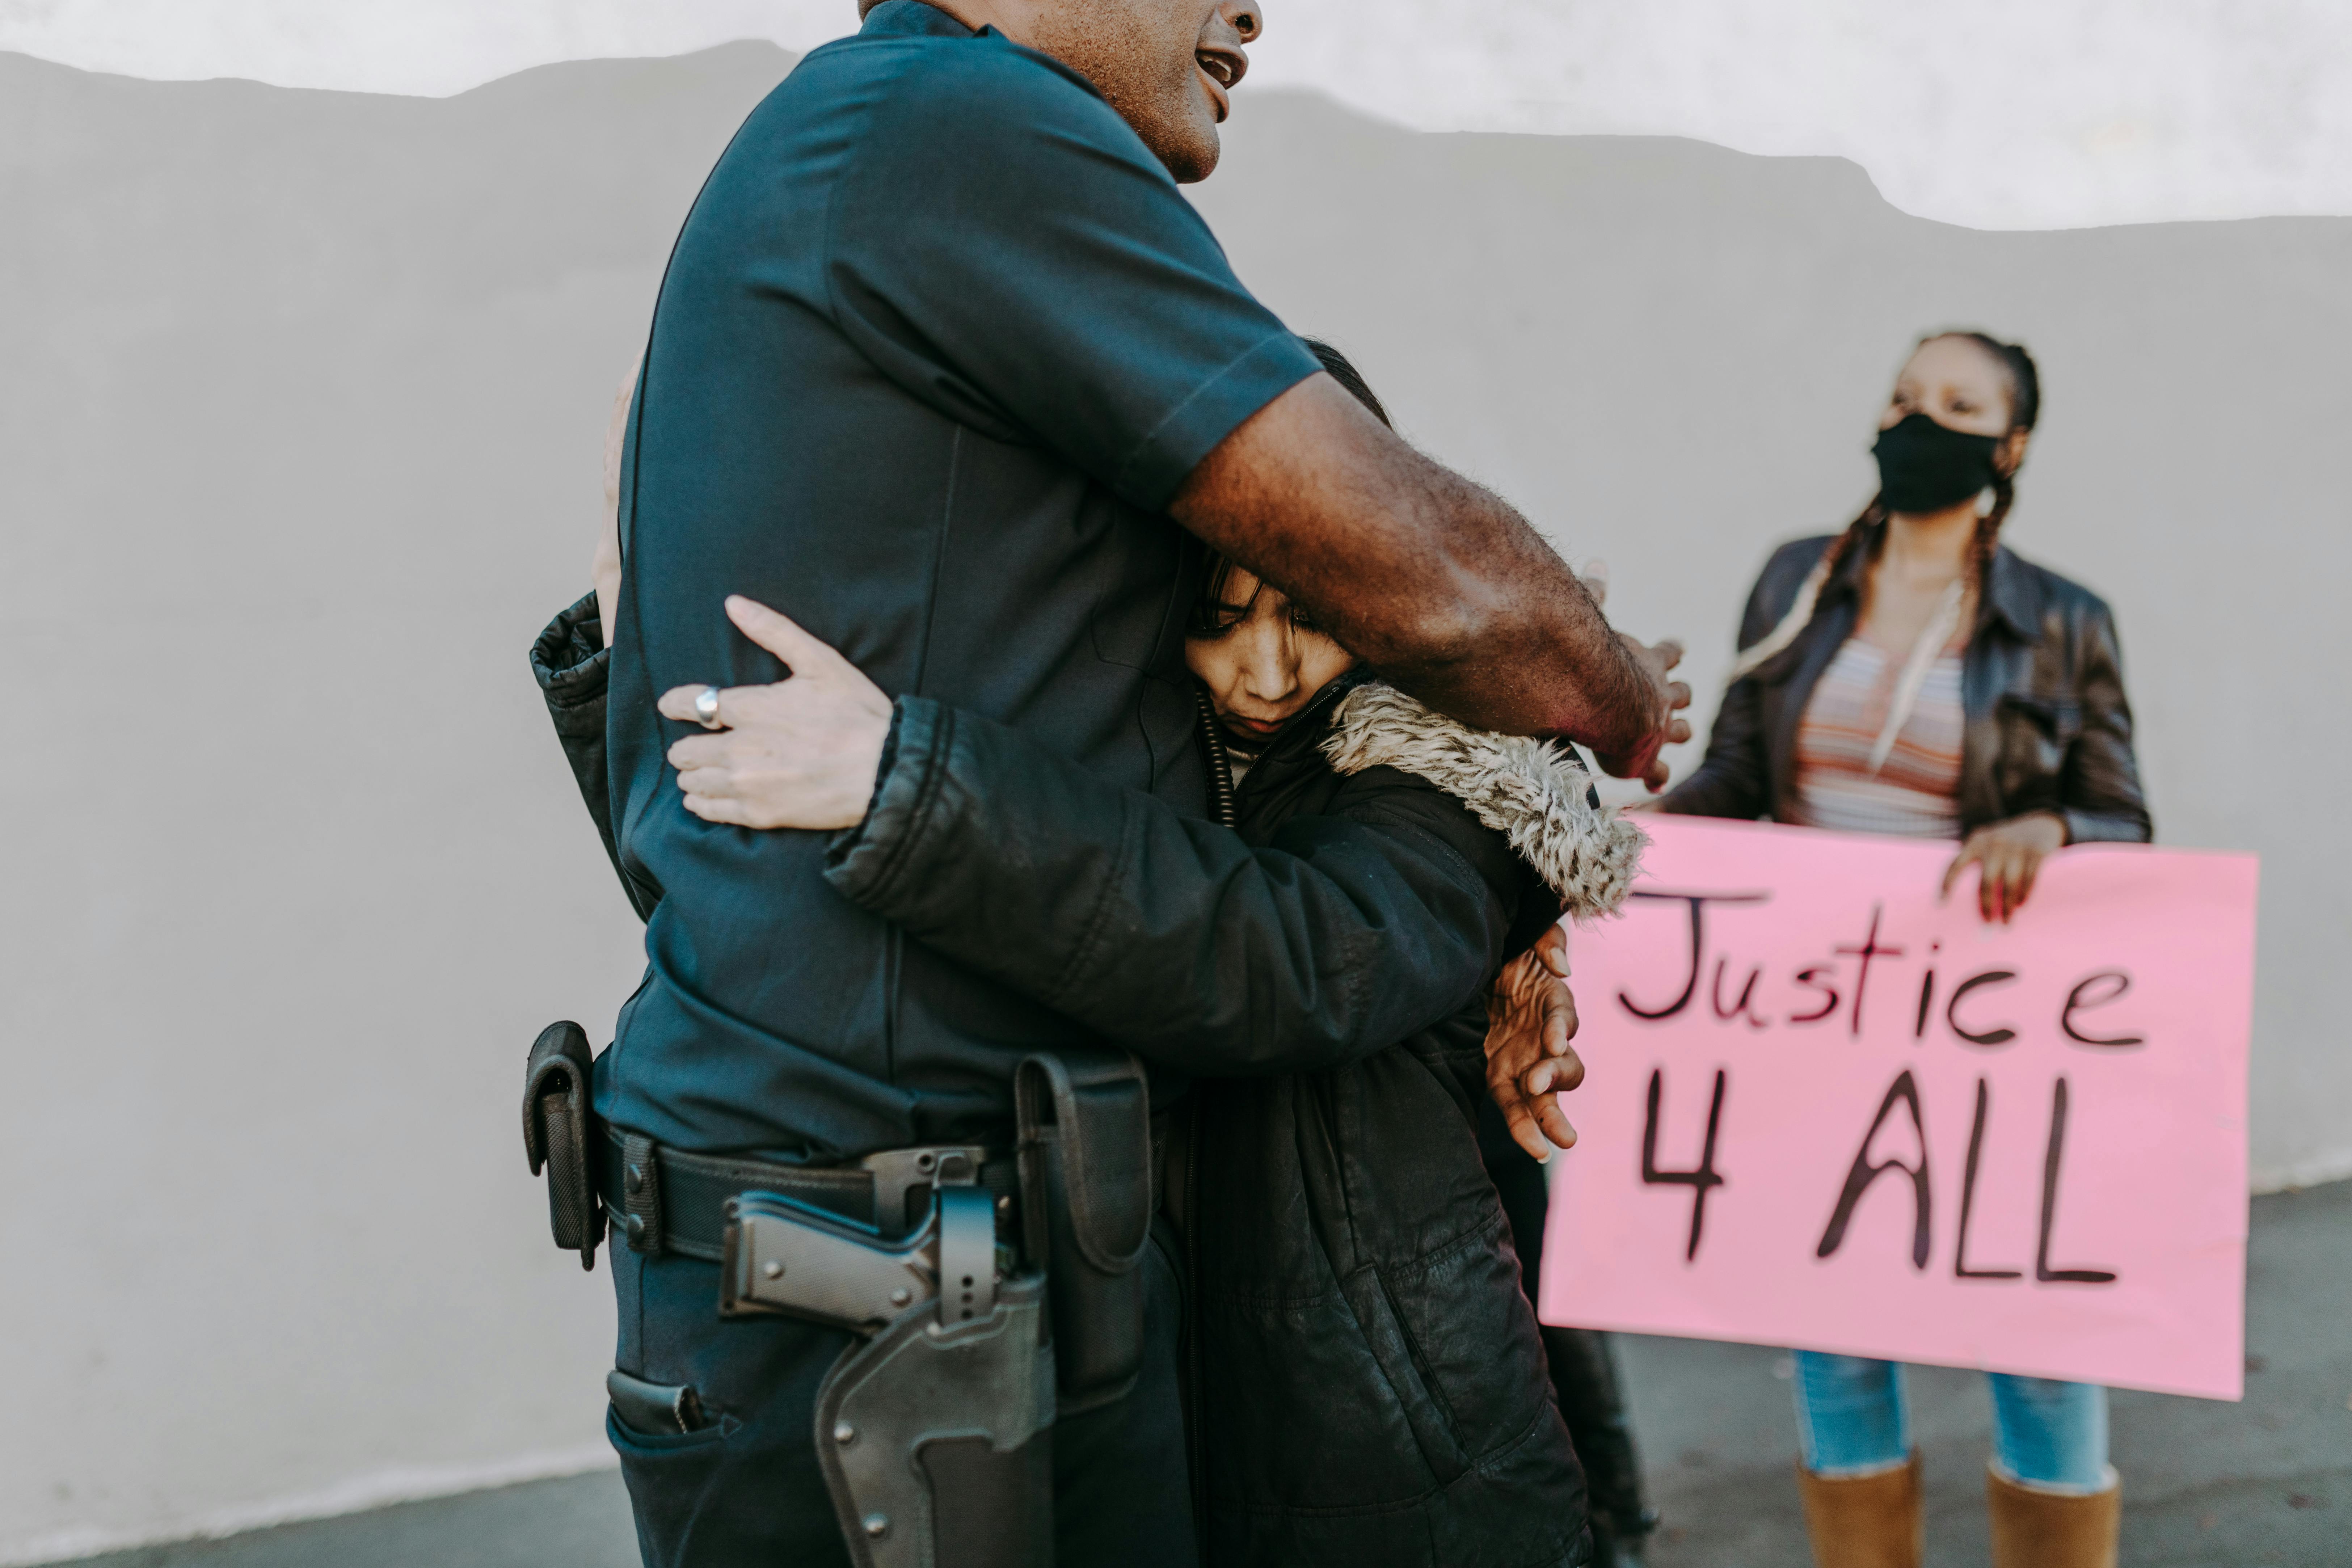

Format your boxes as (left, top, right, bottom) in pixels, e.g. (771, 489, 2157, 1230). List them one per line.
(1172, 133, 1222, 184)
(1157, 105, 1224, 185)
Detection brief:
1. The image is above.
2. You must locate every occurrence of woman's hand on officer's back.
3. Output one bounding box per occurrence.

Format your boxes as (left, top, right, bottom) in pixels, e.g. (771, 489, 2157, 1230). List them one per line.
(1939, 810, 2068, 925)
(1484, 925, 1586, 1162)
(657, 597, 894, 831)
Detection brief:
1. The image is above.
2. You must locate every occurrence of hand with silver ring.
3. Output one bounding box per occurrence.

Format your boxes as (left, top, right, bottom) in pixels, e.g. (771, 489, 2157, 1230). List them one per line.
(656, 597, 894, 830)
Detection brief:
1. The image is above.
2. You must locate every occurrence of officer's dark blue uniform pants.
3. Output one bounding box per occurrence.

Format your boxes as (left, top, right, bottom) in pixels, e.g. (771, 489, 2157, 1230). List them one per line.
(607, 1224, 1198, 1567)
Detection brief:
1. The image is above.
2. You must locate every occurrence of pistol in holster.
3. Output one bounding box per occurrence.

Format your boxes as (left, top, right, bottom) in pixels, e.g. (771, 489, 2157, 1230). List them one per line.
(718, 1046, 1156, 1568)
(718, 1167, 1050, 1568)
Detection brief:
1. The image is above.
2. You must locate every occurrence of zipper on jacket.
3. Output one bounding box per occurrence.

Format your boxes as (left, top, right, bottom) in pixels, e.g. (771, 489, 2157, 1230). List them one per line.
(1183, 683, 1221, 1556)
(1193, 683, 1238, 828)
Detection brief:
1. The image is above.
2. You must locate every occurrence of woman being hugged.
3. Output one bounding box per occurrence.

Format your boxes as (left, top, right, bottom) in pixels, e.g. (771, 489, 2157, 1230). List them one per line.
(1662, 332, 2149, 1568)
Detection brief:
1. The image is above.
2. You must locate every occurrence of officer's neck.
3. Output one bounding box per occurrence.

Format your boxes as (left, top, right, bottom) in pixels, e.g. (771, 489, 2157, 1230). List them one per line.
(911, 0, 1041, 46)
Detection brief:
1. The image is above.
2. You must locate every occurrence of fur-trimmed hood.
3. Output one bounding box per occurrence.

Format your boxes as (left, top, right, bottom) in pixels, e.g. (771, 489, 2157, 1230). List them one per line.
(1319, 683, 1648, 920)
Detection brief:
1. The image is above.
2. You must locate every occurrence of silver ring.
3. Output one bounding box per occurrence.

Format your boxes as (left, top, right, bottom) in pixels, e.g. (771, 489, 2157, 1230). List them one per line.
(693, 686, 724, 729)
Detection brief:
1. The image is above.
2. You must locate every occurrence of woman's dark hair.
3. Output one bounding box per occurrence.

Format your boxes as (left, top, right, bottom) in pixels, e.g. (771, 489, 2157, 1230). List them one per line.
(1188, 337, 1390, 634)
(1949, 331, 2039, 583)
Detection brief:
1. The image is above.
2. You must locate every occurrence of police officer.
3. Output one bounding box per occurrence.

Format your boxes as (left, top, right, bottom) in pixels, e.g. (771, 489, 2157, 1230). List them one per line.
(580, 1, 1690, 1563)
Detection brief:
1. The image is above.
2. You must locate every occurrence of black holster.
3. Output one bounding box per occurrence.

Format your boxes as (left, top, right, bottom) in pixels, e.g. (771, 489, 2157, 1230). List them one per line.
(1015, 1049, 1154, 1414)
(523, 1020, 603, 1270)
(814, 1269, 1055, 1568)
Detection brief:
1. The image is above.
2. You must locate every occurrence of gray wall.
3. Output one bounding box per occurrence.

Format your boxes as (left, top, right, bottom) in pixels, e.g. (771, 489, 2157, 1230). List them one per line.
(3, 42, 2343, 1559)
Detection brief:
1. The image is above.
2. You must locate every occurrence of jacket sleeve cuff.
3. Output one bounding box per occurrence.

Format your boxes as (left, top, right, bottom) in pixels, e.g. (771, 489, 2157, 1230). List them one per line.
(825, 696, 951, 906)
(1656, 773, 1737, 819)
(529, 591, 611, 733)
(2062, 808, 2152, 846)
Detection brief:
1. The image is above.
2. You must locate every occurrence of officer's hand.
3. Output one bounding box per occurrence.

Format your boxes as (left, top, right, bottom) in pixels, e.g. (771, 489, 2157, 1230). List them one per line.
(1484, 924, 1585, 1162)
(1592, 635, 1693, 793)
(657, 597, 893, 831)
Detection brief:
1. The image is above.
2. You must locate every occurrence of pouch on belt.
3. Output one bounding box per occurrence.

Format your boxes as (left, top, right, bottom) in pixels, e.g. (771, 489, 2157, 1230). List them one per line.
(522, 1020, 602, 1270)
(1016, 1048, 1154, 1414)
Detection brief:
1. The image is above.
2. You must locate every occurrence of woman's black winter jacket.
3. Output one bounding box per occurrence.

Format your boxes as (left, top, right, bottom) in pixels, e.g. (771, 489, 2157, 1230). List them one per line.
(1662, 527, 2152, 842)
(825, 673, 1642, 1567)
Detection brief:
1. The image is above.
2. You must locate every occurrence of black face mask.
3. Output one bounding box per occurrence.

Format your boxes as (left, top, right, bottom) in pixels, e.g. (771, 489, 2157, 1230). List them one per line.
(1872, 411, 2002, 514)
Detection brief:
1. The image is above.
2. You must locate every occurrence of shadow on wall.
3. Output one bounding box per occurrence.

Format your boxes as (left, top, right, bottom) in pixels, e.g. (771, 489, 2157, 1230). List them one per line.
(1, 39, 2344, 1563)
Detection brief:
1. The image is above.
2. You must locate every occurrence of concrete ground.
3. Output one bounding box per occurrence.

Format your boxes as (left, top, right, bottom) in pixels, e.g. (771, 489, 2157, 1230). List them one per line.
(68, 1183, 2349, 1568)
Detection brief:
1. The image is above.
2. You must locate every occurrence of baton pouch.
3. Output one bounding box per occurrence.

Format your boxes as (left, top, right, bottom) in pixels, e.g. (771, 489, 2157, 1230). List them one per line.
(1015, 1049, 1153, 1414)
(523, 1020, 603, 1270)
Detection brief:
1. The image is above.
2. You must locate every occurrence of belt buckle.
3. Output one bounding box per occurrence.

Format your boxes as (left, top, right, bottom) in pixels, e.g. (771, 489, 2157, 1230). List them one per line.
(858, 1144, 986, 1239)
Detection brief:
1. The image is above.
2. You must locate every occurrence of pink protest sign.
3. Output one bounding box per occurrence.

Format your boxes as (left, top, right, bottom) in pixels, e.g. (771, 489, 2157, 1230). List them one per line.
(1537, 814, 2258, 1400)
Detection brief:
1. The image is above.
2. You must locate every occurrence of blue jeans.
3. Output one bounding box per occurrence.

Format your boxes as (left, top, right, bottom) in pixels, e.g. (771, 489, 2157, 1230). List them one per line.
(1791, 1351, 2111, 1493)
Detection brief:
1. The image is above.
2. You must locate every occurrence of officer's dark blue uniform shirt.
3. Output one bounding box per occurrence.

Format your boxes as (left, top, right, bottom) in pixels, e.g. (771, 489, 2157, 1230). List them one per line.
(602, 0, 1322, 1158)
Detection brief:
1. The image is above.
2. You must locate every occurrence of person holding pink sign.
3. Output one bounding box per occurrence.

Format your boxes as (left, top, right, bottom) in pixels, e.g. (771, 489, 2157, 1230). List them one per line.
(1660, 331, 2151, 1568)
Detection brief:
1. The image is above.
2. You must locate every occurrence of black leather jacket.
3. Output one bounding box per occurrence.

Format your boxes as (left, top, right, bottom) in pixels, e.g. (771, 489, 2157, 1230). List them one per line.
(1662, 528, 2152, 844)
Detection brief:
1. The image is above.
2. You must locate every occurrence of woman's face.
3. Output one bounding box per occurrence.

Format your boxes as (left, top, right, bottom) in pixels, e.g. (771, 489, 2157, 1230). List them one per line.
(1185, 567, 1356, 747)
(1881, 336, 2017, 438)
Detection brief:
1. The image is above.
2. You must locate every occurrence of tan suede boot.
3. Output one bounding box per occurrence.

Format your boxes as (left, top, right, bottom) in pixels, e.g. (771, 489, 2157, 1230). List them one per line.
(1794, 1452, 1923, 1568)
(1986, 1466, 2121, 1568)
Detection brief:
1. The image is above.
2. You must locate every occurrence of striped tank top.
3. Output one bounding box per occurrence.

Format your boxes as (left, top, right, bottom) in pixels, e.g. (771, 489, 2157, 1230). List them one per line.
(1792, 638, 1965, 839)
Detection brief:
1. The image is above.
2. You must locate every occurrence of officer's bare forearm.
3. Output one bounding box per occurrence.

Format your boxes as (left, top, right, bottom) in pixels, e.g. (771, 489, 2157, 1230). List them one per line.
(1171, 374, 1659, 747)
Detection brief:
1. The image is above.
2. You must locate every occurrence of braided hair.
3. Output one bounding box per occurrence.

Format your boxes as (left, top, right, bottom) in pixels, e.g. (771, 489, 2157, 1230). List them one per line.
(1952, 331, 2040, 589)
(1727, 332, 2040, 682)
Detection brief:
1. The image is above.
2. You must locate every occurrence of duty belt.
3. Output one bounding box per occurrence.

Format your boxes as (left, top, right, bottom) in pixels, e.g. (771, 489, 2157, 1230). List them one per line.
(595, 1126, 1020, 1263)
